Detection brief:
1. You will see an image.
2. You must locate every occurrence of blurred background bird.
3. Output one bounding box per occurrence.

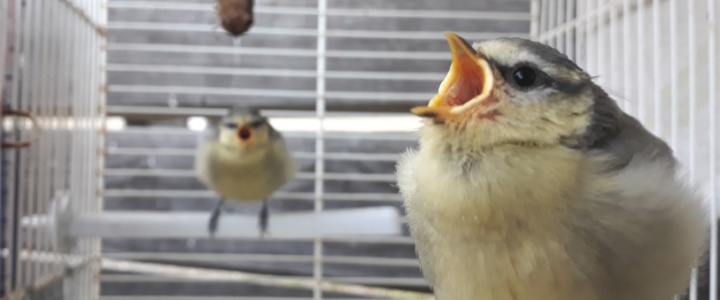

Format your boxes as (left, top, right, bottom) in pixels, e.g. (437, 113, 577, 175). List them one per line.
(195, 107, 296, 237)
(396, 32, 709, 300)
(216, 0, 254, 37)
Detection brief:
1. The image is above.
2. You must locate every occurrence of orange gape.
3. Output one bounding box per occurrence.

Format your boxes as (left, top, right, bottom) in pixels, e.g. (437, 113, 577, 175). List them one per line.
(237, 125, 253, 146)
(216, 0, 254, 36)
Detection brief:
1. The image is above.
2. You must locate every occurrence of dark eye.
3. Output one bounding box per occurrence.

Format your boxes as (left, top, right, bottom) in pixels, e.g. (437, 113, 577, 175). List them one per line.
(512, 66, 537, 87)
(224, 122, 238, 129)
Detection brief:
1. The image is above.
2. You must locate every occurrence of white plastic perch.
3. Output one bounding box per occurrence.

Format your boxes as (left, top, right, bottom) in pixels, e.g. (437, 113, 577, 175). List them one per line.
(67, 207, 402, 239)
(21, 193, 401, 248)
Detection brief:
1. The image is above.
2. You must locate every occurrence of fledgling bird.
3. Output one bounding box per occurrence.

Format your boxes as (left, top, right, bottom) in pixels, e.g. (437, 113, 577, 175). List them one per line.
(215, 0, 254, 37)
(195, 107, 296, 237)
(396, 32, 709, 300)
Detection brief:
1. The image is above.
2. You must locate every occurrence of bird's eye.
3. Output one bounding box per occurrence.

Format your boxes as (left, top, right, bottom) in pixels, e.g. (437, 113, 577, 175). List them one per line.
(512, 66, 537, 87)
(224, 122, 238, 129)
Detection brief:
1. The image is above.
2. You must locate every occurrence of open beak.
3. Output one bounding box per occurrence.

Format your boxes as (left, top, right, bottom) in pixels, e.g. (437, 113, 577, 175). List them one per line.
(411, 32, 495, 122)
(237, 125, 254, 145)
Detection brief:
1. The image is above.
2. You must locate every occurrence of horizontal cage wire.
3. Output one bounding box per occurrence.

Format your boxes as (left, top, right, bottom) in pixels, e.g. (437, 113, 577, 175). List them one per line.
(1, 0, 718, 299)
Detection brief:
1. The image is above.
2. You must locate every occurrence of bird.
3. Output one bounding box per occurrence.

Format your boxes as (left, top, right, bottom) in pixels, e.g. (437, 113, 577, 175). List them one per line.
(395, 32, 709, 300)
(215, 0, 254, 37)
(194, 106, 296, 237)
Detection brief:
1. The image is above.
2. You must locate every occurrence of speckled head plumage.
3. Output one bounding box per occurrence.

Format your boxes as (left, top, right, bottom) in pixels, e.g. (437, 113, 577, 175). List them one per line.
(413, 33, 623, 153)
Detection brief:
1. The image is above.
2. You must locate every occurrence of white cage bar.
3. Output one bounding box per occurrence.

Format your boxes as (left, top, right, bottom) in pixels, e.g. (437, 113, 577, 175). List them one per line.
(534, 0, 719, 299)
(1, 0, 106, 299)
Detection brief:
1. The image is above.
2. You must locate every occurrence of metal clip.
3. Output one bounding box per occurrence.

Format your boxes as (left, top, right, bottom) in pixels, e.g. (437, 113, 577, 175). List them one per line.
(1, 107, 42, 149)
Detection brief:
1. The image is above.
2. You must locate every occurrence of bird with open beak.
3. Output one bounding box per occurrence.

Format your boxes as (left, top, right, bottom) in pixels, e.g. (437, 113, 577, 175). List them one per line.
(396, 32, 709, 300)
(195, 107, 296, 237)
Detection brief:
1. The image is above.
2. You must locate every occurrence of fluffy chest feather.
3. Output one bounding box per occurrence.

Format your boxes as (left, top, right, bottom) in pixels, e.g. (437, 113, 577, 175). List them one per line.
(398, 145, 598, 299)
(410, 144, 584, 232)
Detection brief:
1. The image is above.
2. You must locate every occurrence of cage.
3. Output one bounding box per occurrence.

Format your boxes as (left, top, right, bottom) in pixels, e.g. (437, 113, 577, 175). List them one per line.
(0, 0, 718, 299)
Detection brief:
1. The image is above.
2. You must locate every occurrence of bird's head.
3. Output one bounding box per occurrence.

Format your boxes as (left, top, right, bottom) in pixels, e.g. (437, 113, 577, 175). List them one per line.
(413, 32, 619, 153)
(217, 107, 271, 149)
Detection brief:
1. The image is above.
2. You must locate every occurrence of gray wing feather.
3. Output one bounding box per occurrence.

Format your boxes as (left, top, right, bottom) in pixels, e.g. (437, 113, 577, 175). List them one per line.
(569, 112, 708, 300)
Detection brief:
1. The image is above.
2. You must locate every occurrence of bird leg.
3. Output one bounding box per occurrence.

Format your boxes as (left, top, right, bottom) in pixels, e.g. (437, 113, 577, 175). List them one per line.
(258, 199, 269, 238)
(208, 198, 226, 237)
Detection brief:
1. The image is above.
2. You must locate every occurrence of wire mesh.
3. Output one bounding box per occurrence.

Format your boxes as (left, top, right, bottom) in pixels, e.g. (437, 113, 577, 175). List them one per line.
(1, 0, 106, 299)
(0, 1, 9, 297)
(533, 0, 719, 299)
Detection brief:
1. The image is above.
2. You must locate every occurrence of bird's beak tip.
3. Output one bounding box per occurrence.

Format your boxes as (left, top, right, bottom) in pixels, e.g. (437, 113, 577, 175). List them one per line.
(444, 31, 477, 59)
(410, 106, 455, 124)
(410, 32, 492, 123)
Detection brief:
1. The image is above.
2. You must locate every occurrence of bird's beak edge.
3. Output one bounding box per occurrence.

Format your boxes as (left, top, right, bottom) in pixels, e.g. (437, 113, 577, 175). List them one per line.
(237, 125, 254, 145)
(411, 32, 495, 122)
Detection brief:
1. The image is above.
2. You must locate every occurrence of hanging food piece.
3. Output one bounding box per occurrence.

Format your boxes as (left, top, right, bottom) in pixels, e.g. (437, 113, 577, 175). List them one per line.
(216, 0, 254, 37)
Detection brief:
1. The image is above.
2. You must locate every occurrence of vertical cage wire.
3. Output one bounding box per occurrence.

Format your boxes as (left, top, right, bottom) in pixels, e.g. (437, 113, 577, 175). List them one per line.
(585, 0, 595, 78)
(93, 0, 108, 297)
(531, 0, 541, 41)
(687, 0, 698, 297)
(0, 0, 6, 98)
(622, 0, 632, 114)
(540, 0, 549, 43)
(5, 0, 21, 293)
(709, 0, 718, 297)
(18, 0, 36, 288)
(0, 0, 8, 296)
(535, 0, 720, 299)
(635, 0, 647, 124)
(669, 0, 680, 151)
(548, 0, 557, 48)
(557, 0, 563, 49)
(1, 0, 105, 299)
(652, 0, 663, 134)
(597, 0, 606, 89)
(314, 0, 328, 299)
(609, 1, 618, 107)
(37, 0, 53, 284)
(565, 0, 575, 60)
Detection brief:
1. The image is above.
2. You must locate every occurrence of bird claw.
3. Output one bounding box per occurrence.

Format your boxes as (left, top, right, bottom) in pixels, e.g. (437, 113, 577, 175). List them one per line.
(207, 199, 270, 239)
(258, 200, 269, 238)
(208, 198, 225, 239)
(208, 216, 219, 238)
